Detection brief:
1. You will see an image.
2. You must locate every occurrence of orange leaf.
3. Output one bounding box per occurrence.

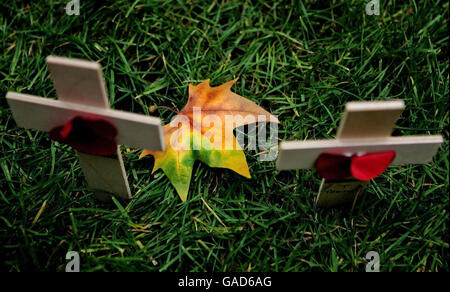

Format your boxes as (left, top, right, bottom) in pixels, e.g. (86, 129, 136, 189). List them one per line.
(141, 79, 278, 201)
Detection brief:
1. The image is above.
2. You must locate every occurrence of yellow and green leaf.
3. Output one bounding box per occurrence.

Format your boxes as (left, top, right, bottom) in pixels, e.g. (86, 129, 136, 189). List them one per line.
(140, 79, 278, 202)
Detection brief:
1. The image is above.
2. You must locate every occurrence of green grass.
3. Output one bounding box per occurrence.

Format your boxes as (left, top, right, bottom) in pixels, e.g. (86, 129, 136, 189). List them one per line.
(0, 0, 448, 272)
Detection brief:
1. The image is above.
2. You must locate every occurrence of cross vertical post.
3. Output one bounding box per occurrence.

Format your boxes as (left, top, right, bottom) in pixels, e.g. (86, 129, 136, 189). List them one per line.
(276, 100, 443, 208)
(48, 56, 130, 201)
(316, 100, 404, 207)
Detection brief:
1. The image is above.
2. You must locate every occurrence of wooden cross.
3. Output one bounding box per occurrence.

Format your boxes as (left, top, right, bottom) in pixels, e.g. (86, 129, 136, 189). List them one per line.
(276, 100, 443, 208)
(6, 56, 164, 201)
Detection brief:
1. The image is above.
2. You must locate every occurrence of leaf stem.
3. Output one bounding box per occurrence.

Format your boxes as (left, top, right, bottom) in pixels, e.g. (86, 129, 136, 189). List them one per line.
(150, 105, 179, 114)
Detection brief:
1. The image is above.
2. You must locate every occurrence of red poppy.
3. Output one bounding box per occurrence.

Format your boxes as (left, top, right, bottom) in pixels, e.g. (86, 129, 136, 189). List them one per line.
(315, 151, 396, 181)
(49, 116, 118, 156)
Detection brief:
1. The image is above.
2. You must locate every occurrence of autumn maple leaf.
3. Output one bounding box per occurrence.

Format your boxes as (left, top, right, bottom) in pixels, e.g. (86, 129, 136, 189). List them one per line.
(140, 79, 279, 201)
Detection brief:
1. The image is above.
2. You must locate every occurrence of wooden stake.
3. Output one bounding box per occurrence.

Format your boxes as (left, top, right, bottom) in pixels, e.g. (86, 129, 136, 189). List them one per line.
(6, 56, 164, 201)
(276, 100, 443, 208)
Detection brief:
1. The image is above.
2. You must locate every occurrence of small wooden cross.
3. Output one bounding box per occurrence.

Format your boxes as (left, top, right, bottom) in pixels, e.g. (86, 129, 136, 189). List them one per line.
(276, 100, 443, 208)
(6, 56, 164, 201)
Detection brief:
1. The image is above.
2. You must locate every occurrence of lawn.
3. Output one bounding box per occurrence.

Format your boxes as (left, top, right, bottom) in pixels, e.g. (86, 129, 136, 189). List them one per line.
(0, 0, 448, 272)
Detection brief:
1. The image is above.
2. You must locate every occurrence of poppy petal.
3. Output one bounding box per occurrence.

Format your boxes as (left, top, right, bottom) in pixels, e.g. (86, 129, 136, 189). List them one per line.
(70, 136, 117, 156)
(73, 116, 117, 140)
(351, 151, 396, 181)
(59, 119, 73, 138)
(49, 126, 65, 142)
(49, 116, 118, 156)
(315, 153, 352, 180)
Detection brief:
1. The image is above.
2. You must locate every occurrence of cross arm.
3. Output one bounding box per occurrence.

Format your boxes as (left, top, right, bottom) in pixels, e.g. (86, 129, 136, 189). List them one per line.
(7, 92, 164, 151)
(276, 136, 443, 170)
